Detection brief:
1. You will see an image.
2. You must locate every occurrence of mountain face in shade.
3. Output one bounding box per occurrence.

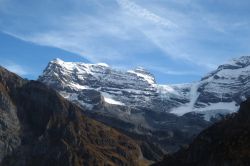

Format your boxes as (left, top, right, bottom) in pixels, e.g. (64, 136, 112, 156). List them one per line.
(153, 98, 250, 166)
(0, 66, 142, 166)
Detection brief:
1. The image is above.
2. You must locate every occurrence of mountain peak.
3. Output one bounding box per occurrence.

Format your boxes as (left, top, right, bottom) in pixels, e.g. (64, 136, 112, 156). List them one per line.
(97, 62, 109, 67)
(226, 56, 250, 67)
(39, 59, 159, 108)
(51, 58, 64, 64)
(45, 58, 156, 85)
(127, 67, 156, 85)
(201, 56, 250, 81)
(134, 67, 152, 75)
(49, 58, 111, 71)
(218, 56, 250, 70)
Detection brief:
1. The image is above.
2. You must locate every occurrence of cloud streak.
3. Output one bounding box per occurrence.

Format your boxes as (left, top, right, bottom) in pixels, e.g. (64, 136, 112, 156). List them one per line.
(116, 0, 177, 28)
(0, 0, 250, 83)
(1, 62, 28, 76)
(149, 66, 202, 76)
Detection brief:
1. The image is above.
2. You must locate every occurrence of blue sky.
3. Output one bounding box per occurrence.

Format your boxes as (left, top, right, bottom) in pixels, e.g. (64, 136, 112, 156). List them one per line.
(0, 0, 250, 84)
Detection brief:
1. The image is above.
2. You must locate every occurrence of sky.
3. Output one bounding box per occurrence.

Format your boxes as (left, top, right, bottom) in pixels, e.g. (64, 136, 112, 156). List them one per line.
(0, 0, 250, 84)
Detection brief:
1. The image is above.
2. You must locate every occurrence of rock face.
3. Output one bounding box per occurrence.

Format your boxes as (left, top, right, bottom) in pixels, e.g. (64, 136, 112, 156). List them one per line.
(0, 67, 142, 166)
(153, 98, 250, 166)
(0, 67, 23, 162)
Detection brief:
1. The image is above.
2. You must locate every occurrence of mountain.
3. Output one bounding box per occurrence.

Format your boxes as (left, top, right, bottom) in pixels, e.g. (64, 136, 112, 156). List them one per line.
(38, 58, 213, 160)
(38, 56, 250, 160)
(39, 58, 188, 112)
(39, 56, 250, 122)
(177, 56, 250, 120)
(0, 66, 143, 166)
(153, 98, 250, 166)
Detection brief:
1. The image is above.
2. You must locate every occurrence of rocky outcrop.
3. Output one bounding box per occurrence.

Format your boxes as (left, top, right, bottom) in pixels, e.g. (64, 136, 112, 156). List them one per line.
(153, 98, 250, 166)
(0, 66, 142, 166)
(0, 67, 23, 162)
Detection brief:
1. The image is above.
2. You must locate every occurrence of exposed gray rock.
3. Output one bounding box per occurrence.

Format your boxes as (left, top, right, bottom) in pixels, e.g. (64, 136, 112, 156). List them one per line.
(0, 69, 21, 163)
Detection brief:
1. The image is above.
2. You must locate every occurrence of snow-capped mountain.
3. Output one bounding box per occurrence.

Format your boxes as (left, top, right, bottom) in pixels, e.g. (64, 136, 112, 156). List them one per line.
(38, 56, 250, 159)
(176, 56, 250, 119)
(39, 58, 189, 113)
(39, 57, 250, 120)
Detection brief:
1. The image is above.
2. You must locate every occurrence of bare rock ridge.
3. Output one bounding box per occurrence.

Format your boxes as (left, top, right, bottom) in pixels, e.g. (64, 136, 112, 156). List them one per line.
(0, 66, 142, 166)
(153, 98, 250, 166)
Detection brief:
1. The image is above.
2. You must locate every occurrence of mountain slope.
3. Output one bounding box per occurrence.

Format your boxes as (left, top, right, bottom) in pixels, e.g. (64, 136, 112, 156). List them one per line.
(0, 66, 142, 166)
(153, 98, 250, 166)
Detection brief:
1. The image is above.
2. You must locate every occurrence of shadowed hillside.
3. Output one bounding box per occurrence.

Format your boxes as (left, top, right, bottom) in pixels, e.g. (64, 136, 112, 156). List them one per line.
(0, 66, 142, 166)
(153, 98, 250, 166)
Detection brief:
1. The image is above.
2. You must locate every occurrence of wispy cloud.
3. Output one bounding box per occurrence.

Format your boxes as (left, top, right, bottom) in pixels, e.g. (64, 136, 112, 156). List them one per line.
(153, 68, 201, 76)
(114, 0, 228, 70)
(0, 0, 8, 11)
(1, 62, 28, 76)
(145, 65, 202, 77)
(0, 0, 250, 83)
(116, 0, 177, 28)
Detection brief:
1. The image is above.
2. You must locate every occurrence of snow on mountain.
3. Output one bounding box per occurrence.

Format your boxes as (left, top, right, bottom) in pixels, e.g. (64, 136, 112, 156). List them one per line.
(39, 58, 187, 113)
(101, 92, 125, 106)
(37, 56, 250, 158)
(127, 67, 155, 85)
(170, 82, 200, 115)
(39, 56, 250, 121)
